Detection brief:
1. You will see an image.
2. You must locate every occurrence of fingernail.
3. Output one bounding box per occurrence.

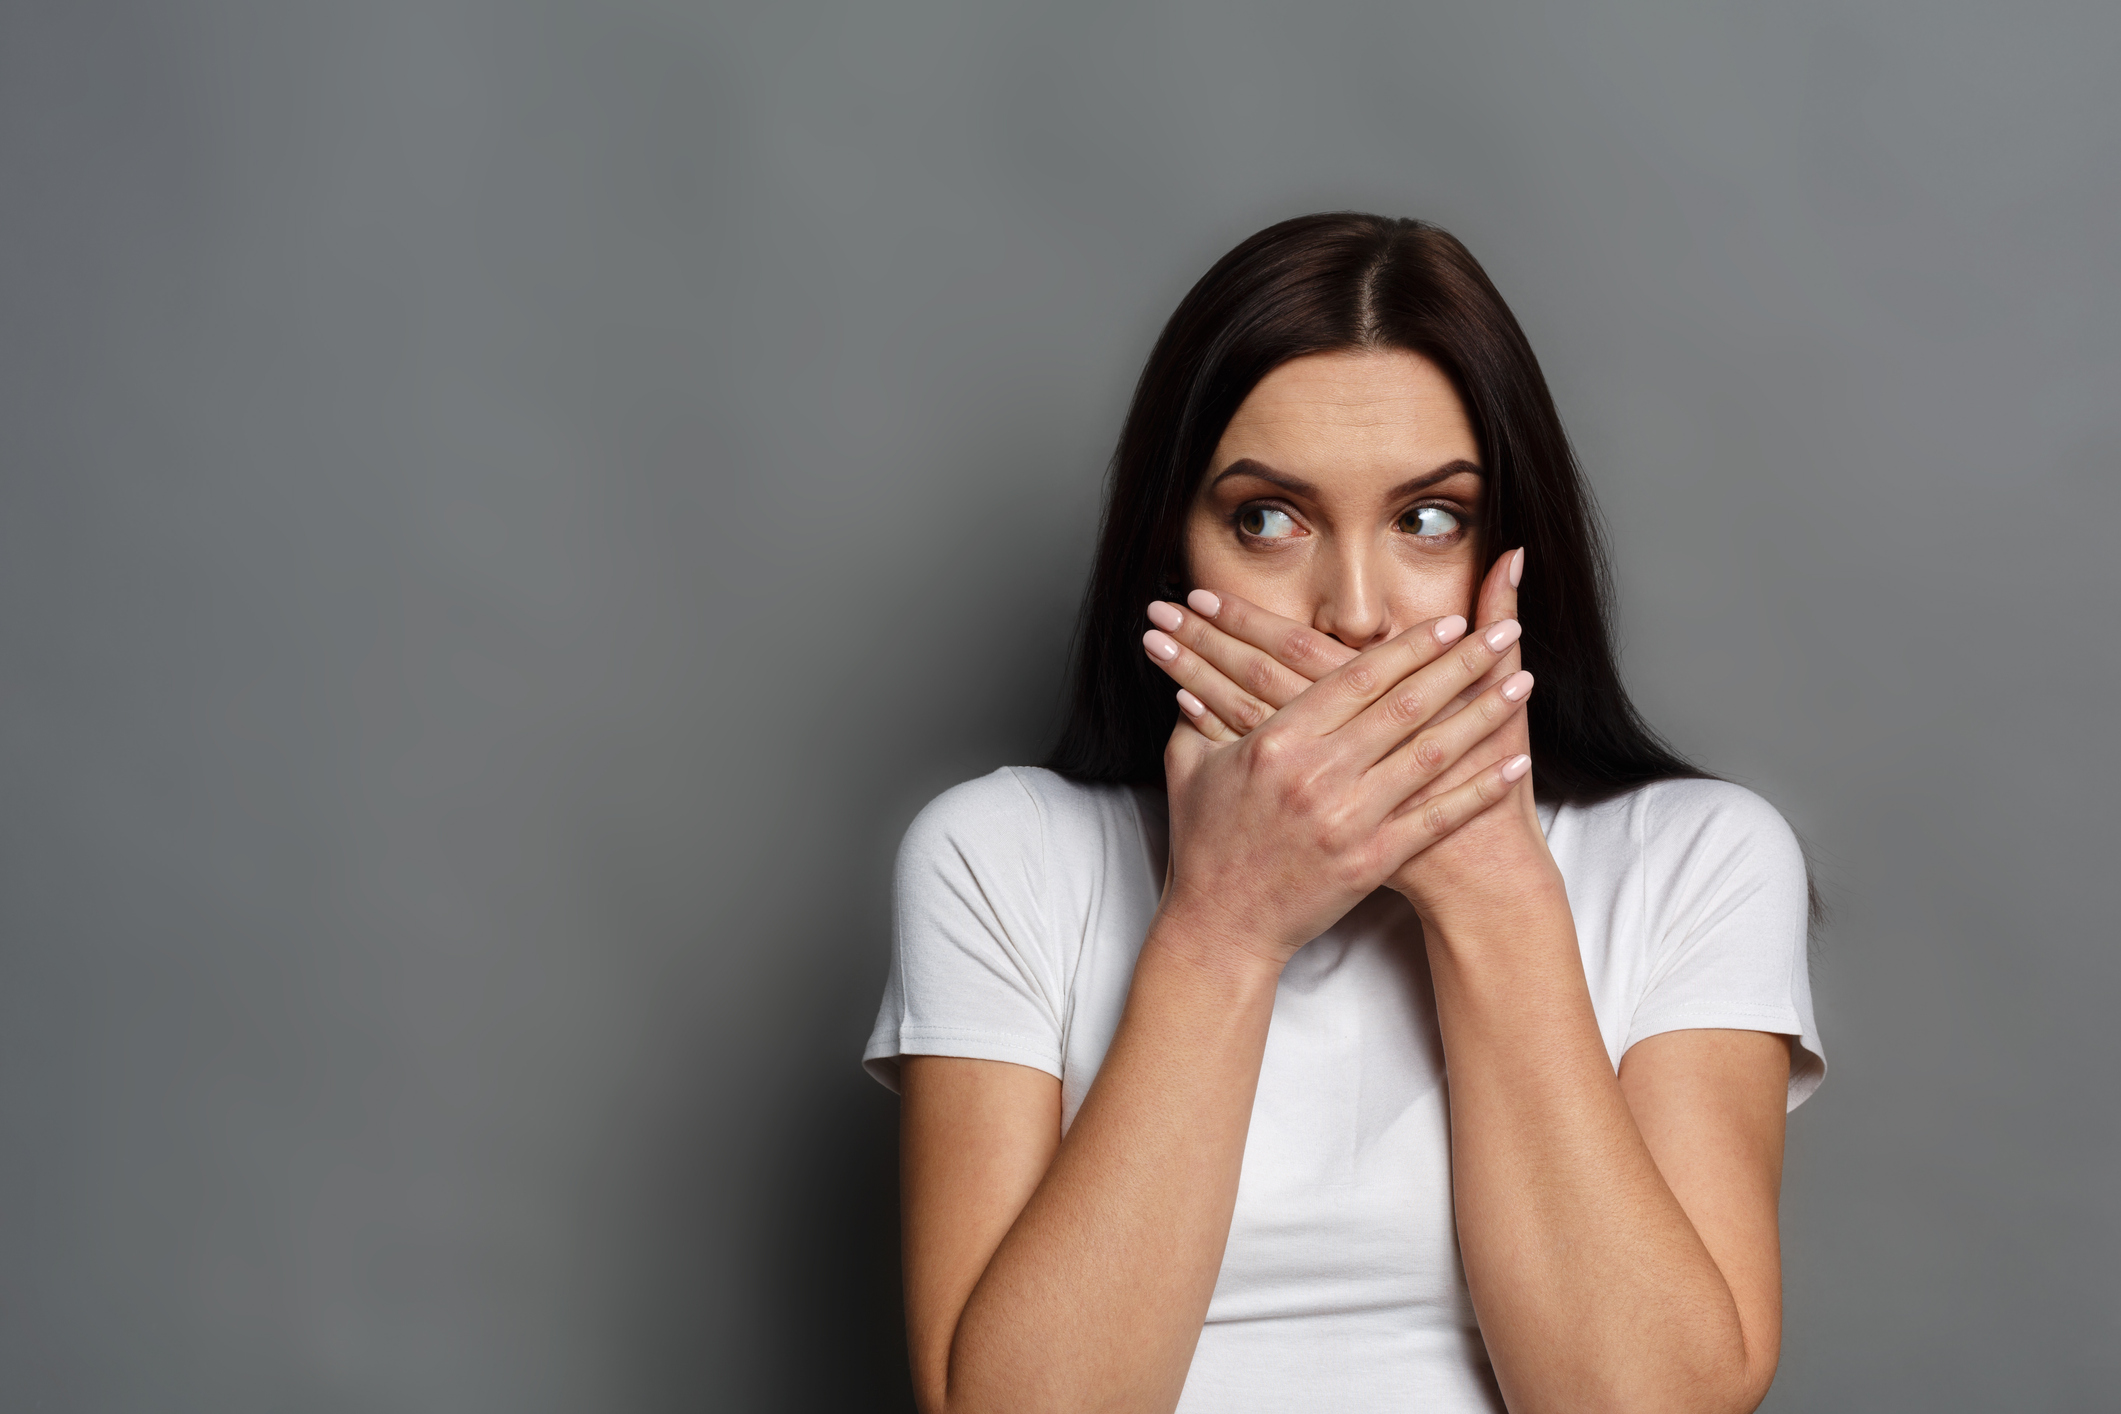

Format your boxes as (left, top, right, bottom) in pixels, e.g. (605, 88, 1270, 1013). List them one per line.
(1483, 619, 1522, 652)
(1187, 589, 1221, 617)
(1143, 629, 1179, 661)
(1501, 670, 1534, 702)
(1176, 689, 1206, 717)
(1147, 601, 1183, 632)
(1434, 614, 1468, 644)
(1508, 548, 1524, 589)
(1501, 754, 1532, 782)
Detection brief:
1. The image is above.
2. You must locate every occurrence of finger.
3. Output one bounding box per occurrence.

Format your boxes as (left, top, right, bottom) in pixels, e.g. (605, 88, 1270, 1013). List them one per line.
(1266, 612, 1474, 737)
(1467, 547, 1524, 688)
(1374, 748, 1533, 862)
(1182, 589, 1357, 690)
(1365, 669, 1534, 808)
(1147, 598, 1315, 709)
(1142, 628, 1274, 734)
(1173, 687, 1243, 743)
(1160, 711, 1216, 786)
(1332, 613, 1523, 762)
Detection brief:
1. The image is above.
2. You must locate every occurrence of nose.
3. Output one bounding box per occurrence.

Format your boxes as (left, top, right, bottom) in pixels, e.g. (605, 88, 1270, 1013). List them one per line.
(1311, 540, 1393, 650)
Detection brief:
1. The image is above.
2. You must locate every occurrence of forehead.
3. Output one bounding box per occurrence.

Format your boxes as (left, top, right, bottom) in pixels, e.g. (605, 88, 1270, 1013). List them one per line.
(1212, 348, 1477, 479)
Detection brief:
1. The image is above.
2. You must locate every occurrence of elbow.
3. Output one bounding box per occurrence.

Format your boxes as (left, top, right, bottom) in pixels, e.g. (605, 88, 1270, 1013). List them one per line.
(1572, 1334, 1778, 1414)
(1665, 1303, 1781, 1414)
(1679, 1341, 1782, 1414)
(910, 1352, 961, 1414)
(1576, 1374, 1771, 1414)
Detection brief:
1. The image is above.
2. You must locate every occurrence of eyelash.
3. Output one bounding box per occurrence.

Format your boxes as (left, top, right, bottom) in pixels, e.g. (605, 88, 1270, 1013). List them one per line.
(1230, 500, 1472, 545)
(1398, 503, 1469, 541)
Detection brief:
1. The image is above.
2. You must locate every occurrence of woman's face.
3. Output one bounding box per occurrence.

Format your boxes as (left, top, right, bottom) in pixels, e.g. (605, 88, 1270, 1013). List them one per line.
(1184, 348, 1485, 650)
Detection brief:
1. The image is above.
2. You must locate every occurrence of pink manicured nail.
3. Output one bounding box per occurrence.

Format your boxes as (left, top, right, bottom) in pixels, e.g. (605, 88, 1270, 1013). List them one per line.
(1143, 629, 1179, 661)
(1147, 601, 1183, 632)
(1508, 548, 1524, 589)
(1501, 670, 1534, 702)
(1176, 689, 1206, 717)
(1187, 589, 1222, 617)
(1501, 754, 1532, 782)
(1483, 619, 1522, 652)
(1433, 614, 1468, 644)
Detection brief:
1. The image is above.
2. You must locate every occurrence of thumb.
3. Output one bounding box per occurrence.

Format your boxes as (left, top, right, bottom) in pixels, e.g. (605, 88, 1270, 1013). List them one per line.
(1469, 546, 1525, 684)
(1473, 545, 1522, 629)
(1162, 714, 1213, 788)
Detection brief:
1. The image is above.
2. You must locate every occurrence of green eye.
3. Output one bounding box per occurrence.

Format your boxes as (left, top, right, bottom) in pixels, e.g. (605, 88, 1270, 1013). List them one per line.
(1401, 506, 1461, 539)
(1238, 506, 1299, 539)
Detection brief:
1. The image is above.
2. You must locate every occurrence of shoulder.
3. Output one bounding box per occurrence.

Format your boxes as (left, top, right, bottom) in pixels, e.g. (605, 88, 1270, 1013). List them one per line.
(899, 766, 1143, 879)
(1554, 777, 1802, 878)
(1636, 778, 1805, 884)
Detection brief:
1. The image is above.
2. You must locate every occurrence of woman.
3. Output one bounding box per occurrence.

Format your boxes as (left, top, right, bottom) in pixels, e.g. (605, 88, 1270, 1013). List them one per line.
(864, 213, 1823, 1414)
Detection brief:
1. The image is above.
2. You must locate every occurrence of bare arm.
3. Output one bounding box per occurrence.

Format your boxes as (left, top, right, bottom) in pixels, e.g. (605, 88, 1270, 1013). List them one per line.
(899, 610, 1536, 1414)
(1419, 862, 1788, 1413)
(901, 925, 1279, 1414)
(1153, 557, 1792, 1412)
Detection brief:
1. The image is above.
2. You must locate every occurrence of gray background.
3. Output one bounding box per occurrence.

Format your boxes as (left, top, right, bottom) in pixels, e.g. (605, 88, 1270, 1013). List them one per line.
(2, 1, 2115, 1409)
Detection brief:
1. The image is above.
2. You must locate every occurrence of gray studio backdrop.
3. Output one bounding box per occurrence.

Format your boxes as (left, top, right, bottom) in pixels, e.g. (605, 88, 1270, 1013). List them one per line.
(2, 1, 2115, 1409)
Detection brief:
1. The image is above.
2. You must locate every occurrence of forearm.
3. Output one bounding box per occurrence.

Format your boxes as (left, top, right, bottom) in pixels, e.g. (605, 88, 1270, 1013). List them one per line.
(1425, 894, 1766, 1414)
(935, 913, 1281, 1414)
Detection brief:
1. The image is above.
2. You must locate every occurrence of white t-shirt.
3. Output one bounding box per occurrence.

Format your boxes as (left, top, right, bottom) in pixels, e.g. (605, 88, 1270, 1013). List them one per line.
(865, 767, 1824, 1413)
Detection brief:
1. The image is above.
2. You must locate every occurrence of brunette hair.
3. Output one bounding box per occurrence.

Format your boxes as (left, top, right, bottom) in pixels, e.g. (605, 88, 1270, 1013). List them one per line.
(1045, 212, 1703, 804)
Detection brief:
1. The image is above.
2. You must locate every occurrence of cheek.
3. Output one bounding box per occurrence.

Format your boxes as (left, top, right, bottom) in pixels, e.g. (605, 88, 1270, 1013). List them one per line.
(1388, 542, 1484, 621)
(1182, 517, 1315, 619)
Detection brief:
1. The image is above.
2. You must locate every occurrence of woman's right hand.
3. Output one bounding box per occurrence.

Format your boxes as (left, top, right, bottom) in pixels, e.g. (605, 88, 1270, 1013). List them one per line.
(1151, 610, 1533, 967)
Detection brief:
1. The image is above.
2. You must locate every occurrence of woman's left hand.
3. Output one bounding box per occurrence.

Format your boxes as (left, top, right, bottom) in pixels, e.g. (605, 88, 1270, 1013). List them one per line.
(1143, 550, 1558, 930)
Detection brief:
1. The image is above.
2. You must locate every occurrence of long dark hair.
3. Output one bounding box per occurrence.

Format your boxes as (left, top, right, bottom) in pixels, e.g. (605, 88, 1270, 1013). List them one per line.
(1045, 212, 1703, 805)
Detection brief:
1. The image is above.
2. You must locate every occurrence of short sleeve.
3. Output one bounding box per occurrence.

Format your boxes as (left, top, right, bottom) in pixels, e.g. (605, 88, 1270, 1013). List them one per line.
(1623, 781, 1826, 1110)
(862, 769, 1067, 1093)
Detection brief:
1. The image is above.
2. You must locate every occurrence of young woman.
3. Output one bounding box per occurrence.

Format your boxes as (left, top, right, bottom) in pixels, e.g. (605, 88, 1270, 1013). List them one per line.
(864, 213, 1823, 1414)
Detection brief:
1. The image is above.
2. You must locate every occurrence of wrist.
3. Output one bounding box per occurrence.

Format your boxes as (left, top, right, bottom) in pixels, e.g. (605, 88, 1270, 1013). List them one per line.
(1412, 883, 1571, 951)
(1393, 790, 1563, 936)
(1144, 897, 1290, 993)
(1399, 851, 1572, 952)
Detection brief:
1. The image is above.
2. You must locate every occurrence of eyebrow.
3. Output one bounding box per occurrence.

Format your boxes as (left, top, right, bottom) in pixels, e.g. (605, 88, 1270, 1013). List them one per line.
(1208, 457, 1484, 502)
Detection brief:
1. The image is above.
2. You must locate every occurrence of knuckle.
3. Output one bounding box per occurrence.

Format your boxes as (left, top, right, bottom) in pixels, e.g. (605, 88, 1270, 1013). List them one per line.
(1388, 686, 1426, 727)
(1414, 736, 1447, 771)
(1327, 803, 1364, 848)
(1457, 644, 1487, 675)
(1282, 629, 1323, 668)
(1243, 655, 1280, 696)
(1284, 769, 1323, 814)
(1340, 662, 1377, 696)
(1423, 801, 1452, 836)
(1248, 728, 1287, 767)
(1230, 694, 1269, 731)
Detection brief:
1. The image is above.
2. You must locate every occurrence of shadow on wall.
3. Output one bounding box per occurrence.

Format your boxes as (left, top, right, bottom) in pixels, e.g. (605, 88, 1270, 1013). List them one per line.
(761, 1070, 918, 1410)
(740, 486, 1090, 1412)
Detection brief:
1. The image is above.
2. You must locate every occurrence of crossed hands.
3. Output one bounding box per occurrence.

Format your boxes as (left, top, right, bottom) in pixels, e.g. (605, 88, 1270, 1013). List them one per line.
(1141, 549, 1558, 965)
